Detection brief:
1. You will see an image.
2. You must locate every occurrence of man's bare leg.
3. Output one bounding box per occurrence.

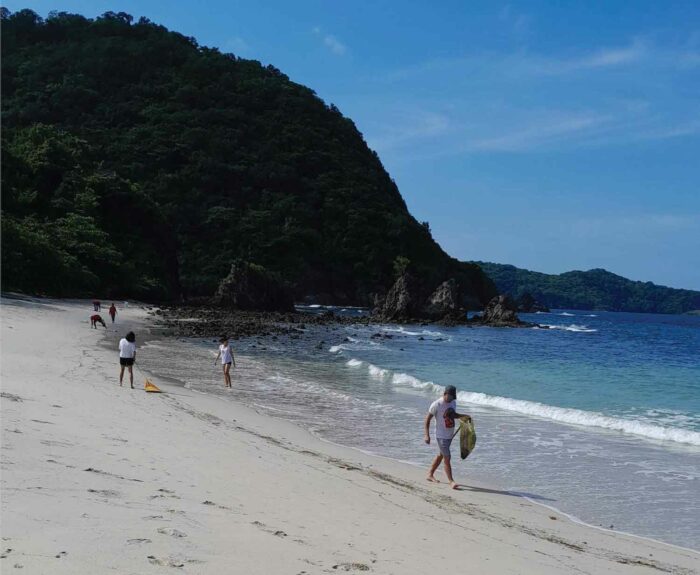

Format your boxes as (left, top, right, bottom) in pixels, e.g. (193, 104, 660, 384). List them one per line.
(427, 454, 443, 482)
(119, 365, 125, 386)
(444, 456, 458, 489)
(128, 366, 134, 389)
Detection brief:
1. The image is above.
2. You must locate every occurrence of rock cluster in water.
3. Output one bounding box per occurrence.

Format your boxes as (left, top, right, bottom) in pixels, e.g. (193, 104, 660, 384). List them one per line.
(372, 272, 529, 327)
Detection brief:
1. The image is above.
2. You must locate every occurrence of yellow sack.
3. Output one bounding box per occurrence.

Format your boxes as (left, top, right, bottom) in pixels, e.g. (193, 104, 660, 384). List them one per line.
(458, 418, 476, 459)
(144, 379, 162, 393)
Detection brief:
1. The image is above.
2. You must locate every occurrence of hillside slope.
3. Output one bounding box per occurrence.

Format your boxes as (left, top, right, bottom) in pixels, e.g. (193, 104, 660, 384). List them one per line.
(1, 9, 495, 305)
(477, 262, 700, 314)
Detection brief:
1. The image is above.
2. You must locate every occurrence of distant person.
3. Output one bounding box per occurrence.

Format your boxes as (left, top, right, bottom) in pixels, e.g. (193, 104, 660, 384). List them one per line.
(214, 335, 236, 388)
(90, 314, 107, 329)
(119, 331, 137, 389)
(93, 299, 101, 311)
(108, 303, 117, 323)
(424, 385, 471, 489)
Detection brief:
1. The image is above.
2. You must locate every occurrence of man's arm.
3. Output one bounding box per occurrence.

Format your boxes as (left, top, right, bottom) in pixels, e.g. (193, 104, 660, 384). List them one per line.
(424, 412, 433, 444)
(454, 411, 471, 421)
(231, 348, 236, 368)
(214, 350, 221, 366)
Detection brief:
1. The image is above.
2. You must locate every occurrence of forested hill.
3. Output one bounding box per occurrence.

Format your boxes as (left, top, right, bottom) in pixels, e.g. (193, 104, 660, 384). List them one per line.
(477, 263, 700, 314)
(0, 9, 495, 305)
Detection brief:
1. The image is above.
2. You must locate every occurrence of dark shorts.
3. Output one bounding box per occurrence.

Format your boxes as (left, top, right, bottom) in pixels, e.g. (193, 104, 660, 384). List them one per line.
(120, 357, 134, 367)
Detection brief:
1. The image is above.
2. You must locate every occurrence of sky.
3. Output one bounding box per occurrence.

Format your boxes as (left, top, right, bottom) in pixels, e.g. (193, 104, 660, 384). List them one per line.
(5, 1, 700, 289)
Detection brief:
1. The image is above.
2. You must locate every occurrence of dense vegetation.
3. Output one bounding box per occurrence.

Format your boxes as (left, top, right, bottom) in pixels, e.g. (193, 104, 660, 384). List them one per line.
(477, 263, 700, 314)
(1, 9, 495, 305)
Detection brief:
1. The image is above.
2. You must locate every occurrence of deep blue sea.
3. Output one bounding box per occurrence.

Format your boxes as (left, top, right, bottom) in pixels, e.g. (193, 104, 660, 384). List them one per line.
(140, 308, 700, 549)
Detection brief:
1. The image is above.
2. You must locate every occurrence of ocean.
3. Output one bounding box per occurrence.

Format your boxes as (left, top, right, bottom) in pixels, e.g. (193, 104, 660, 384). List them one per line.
(139, 308, 700, 550)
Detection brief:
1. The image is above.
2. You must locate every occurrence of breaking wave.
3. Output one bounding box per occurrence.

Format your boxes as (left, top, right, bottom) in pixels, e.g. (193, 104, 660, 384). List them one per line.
(342, 357, 700, 446)
(542, 324, 598, 333)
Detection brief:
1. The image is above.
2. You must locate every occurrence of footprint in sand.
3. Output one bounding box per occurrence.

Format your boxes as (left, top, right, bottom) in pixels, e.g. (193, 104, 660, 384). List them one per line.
(87, 489, 120, 498)
(157, 527, 187, 538)
(332, 563, 371, 572)
(147, 555, 184, 568)
(127, 538, 151, 545)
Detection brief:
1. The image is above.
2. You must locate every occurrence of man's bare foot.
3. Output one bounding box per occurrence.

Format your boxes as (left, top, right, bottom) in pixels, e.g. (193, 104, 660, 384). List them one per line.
(449, 481, 460, 490)
(426, 475, 440, 483)
(131, 385, 134, 389)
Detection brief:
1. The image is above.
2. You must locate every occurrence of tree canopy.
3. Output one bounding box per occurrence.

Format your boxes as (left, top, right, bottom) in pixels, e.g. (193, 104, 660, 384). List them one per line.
(477, 262, 700, 314)
(1, 9, 495, 304)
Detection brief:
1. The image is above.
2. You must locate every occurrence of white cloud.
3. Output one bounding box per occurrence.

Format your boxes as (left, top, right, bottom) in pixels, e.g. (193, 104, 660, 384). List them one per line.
(312, 27, 347, 56)
(366, 110, 451, 151)
(323, 34, 347, 56)
(467, 113, 609, 152)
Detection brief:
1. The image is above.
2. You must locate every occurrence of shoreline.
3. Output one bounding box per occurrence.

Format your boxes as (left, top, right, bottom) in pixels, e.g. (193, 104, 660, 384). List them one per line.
(2, 296, 699, 573)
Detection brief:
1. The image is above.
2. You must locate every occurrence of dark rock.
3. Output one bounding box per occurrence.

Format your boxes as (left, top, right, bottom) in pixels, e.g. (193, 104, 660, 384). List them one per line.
(477, 295, 526, 327)
(212, 261, 294, 312)
(421, 279, 460, 320)
(376, 272, 418, 321)
(517, 292, 550, 313)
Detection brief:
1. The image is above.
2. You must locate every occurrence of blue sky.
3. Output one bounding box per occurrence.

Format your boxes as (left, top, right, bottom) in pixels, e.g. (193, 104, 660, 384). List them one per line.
(5, 1, 700, 289)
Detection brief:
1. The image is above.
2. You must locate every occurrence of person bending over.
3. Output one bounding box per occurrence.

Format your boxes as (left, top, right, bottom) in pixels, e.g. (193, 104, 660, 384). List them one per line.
(119, 331, 137, 389)
(91, 314, 106, 329)
(424, 385, 471, 489)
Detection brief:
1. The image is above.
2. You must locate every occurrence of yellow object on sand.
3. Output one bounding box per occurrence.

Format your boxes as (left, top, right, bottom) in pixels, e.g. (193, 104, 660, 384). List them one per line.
(144, 379, 162, 393)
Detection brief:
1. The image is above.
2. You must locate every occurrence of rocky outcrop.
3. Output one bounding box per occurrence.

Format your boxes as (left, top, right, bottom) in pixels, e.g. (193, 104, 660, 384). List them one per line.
(377, 272, 418, 321)
(517, 292, 549, 313)
(212, 261, 294, 312)
(375, 275, 468, 323)
(422, 279, 461, 321)
(475, 295, 526, 326)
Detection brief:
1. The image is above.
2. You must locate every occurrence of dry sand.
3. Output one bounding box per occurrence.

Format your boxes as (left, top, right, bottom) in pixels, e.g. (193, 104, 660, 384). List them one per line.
(1, 297, 698, 574)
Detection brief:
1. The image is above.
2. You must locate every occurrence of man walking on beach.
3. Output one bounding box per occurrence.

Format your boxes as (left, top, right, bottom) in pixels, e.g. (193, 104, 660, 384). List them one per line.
(424, 385, 471, 489)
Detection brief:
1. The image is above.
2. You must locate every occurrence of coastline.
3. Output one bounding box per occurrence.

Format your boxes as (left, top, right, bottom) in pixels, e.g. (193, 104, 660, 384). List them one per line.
(1, 297, 698, 574)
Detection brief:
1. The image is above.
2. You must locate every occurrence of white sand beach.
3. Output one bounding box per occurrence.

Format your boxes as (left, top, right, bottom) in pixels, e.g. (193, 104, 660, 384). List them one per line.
(1, 297, 698, 574)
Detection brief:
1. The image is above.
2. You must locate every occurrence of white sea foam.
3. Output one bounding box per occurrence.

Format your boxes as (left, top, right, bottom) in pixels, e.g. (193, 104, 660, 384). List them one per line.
(560, 312, 575, 316)
(381, 326, 444, 337)
(455, 390, 700, 446)
(329, 345, 342, 353)
(391, 372, 439, 392)
(542, 324, 597, 333)
(585, 314, 598, 317)
(346, 356, 700, 446)
(368, 363, 391, 380)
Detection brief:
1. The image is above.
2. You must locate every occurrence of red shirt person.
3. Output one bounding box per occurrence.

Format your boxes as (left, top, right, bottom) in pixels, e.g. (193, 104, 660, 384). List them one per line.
(108, 303, 117, 323)
(91, 314, 106, 329)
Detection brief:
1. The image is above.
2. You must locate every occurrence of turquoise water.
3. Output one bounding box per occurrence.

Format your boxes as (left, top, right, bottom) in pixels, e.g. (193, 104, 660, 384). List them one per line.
(140, 309, 700, 549)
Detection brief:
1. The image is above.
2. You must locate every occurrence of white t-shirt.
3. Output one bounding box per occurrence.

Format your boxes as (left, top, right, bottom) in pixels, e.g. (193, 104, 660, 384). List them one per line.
(119, 338, 136, 359)
(219, 344, 233, 364)
(429, 397, 458, 439)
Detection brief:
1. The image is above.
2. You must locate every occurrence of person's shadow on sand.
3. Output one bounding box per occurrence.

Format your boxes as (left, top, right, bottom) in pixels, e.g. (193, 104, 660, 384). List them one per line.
(458, 484, 556, 502)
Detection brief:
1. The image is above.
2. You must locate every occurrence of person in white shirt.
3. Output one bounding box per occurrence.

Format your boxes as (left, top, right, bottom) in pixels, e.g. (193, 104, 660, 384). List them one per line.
(424, 385, 471, 489)
(118, 331, 137, 389)
(214, 335, 236, 388)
